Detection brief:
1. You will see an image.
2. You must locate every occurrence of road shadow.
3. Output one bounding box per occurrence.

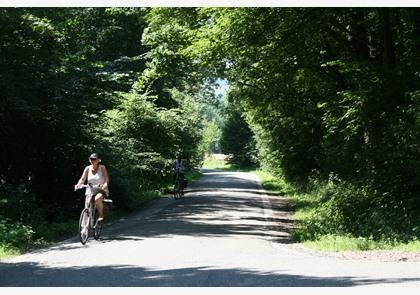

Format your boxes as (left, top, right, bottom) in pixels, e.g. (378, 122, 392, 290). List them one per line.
(2, 170, 420, 287)
(1, 261, 419, 287)
(186, 188, 283, 197)
(97, 169, 296, 245)
(3, 169, 295, 257)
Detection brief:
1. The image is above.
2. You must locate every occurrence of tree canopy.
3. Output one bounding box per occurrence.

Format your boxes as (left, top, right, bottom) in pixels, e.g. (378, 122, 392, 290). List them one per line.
(0, 8, 218, 247)
(145, 7, 420, 240)
(1, 7, 420, 248)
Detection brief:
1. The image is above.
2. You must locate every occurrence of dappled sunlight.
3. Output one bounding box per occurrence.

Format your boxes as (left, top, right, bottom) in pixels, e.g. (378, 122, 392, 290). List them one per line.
(2, 169, 420, 287)
(44, 169, 295, 268)
(104, 170, 293, 243)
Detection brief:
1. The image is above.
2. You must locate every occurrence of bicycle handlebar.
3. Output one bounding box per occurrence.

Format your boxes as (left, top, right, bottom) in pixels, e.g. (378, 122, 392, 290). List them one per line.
(74, 183, 102, 191)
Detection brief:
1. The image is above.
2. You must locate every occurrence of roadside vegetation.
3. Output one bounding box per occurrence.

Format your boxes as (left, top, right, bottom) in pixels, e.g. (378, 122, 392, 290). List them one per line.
(205, 158, 420, 252)
(0, 8, 220, 259)
(192, 8, 420, 252)
(202, 154, 232, 170)
(2, 7, 419, 257)
(255, 170, 420, 251)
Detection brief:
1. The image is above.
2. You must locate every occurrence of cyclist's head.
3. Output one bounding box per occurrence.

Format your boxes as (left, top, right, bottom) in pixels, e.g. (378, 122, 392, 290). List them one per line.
(89, 153, 101, 163)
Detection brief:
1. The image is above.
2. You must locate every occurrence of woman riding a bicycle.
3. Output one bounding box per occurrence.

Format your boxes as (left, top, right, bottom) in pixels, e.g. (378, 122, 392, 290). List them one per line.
(173, 154, 187, 198)
(74, 153, 110, 222)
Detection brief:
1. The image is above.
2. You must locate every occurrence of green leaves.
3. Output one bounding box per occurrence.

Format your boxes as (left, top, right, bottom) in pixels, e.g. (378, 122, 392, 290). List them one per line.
(98, 89, 204, 207)
(2, 7, 420, 245)
(220, 103, 257, 168)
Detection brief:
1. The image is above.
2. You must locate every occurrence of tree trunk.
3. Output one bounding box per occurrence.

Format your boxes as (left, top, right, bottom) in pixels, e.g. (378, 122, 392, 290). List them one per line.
(380, 8, 396, 67)
(350, 8, 370, 61)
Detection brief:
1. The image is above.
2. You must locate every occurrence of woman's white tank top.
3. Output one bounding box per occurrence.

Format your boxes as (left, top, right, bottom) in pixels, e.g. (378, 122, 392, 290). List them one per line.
(88, 165, 105, 185)
(86, 165, 109, 196)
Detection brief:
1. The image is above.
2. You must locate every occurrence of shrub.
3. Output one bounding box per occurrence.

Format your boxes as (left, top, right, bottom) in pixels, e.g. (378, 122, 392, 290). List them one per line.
(0, 218, 34, 250)
(294, 177, 420, 242)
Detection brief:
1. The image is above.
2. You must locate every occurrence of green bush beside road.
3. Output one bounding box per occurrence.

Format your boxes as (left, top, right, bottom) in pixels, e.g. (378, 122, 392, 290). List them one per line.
(255, 170, 420, 252)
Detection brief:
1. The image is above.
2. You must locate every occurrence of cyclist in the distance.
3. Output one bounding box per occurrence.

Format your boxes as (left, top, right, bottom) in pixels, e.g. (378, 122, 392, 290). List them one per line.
(74, 153, 109, 222)
(174, 154, 187, 195)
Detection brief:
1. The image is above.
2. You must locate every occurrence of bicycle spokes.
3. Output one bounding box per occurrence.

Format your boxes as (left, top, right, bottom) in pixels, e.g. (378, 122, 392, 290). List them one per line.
(79, 209, 90, 245)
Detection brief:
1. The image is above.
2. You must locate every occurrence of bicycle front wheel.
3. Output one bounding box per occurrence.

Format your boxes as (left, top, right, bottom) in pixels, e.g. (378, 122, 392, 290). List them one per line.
(79, 208, 90, 245)
(93, 209, 103, 240)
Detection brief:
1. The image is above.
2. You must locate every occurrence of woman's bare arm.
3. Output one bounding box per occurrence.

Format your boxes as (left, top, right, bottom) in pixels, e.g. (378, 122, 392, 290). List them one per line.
(77, 166, 89, 185)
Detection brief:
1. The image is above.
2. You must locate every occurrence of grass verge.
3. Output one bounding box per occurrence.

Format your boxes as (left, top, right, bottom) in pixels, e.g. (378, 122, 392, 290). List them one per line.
(198, 158, 420, 252)
(202, 154, 255, 172)
(303, 235, 420, 252)
(0, 244, 20, 260)
(254, 170, 420, 252)
(186, 168, 203, 182)
(0, 209, 134, 260)
(202, 154, 232, 170)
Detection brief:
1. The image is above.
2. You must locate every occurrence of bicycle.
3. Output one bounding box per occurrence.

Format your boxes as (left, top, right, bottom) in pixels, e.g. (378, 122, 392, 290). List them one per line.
(75, 183, 112, 245)
(173, 169, 184, 199)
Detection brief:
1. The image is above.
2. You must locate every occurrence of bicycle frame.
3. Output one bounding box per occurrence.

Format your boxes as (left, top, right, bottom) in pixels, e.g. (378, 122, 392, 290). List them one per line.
(87, 196, 97, 228)
(174, 169, 184, 199)
(77, 183, 103, 244)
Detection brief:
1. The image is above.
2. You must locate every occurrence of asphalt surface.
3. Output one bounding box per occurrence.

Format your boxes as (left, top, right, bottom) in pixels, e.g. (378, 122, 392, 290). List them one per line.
(1, 169, 420, 287)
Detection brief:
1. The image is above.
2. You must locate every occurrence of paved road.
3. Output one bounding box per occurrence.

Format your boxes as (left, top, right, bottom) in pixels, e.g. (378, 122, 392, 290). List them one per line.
(1, 169, 420, 287)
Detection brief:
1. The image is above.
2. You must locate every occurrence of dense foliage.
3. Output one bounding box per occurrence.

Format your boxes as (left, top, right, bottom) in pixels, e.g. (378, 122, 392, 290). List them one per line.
(0, 8, 217, 249)
(222, 8, 420, 241)
(220, 101, 257, 167)
(151, 7, 420, 241)
(1, 7, 420, 250)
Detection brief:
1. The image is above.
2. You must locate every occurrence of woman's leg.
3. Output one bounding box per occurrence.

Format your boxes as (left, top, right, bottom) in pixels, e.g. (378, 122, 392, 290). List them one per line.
(95, 193, 104, 219)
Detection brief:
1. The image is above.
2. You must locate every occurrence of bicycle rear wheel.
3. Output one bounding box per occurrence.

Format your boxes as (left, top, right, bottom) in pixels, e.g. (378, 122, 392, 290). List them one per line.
(93, 209, 103, 240)
(180, 179, 184, 196)
(174, 180, 180, 199)
(79, 208, 90, 245)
